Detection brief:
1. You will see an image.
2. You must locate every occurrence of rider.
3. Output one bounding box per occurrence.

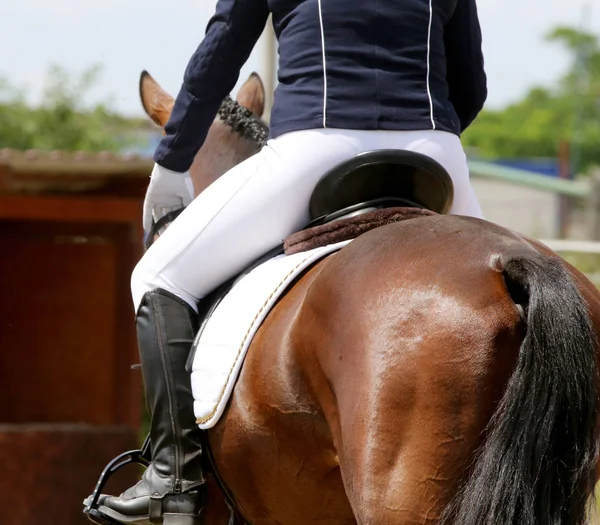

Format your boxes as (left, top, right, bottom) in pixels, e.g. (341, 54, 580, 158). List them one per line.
(97, 0, 487, 522)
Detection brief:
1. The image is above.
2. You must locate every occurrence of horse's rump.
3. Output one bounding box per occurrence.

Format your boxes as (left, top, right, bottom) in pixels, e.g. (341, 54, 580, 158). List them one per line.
(207, 214, 600, 525)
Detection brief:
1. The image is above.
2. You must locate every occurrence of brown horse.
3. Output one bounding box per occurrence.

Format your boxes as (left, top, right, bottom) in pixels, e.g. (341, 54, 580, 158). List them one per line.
(138, 71, 600, 525)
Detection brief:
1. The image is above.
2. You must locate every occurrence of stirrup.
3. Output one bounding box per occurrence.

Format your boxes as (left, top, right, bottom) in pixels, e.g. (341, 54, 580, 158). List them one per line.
(83, 435, 151, 525)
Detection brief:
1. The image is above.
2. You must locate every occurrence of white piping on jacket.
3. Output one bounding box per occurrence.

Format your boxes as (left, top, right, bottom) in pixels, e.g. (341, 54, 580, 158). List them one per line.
(426, 0, 436, 129)
(317, 0, 328, 127)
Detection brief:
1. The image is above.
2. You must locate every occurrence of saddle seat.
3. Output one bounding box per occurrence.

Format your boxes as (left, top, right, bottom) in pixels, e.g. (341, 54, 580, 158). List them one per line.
(308, 148, 454, 227)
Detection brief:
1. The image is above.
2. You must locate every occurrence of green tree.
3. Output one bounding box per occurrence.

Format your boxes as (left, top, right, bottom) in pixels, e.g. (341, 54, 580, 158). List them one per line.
(0, 65, 148, 152)
(463, 26, 600, 173)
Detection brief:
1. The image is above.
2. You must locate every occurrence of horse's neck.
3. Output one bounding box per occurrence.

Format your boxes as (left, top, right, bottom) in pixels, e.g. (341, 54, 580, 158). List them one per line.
(189, 122, 261, 196)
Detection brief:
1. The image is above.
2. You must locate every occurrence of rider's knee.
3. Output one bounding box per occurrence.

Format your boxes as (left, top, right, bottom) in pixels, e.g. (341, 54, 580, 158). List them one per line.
(131, 257, 198, 313)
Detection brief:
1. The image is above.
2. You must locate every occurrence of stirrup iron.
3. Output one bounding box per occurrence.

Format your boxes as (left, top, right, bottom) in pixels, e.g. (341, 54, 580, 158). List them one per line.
(83, 435, 151, 525)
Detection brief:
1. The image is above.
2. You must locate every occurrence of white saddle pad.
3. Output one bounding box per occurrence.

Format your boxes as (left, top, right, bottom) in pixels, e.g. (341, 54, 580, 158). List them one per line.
(191, 240, 351, 429)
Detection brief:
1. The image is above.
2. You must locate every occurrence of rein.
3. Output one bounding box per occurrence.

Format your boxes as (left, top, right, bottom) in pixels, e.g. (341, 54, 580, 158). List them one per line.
(144, 208, 185, 251)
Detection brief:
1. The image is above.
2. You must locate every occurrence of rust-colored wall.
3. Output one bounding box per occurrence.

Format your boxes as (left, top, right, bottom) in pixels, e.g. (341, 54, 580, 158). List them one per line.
(0, 425, 139, 525)
(0, 214, 144, 525)
(0, 221, 141, 426)
(0, 224, 118, 423)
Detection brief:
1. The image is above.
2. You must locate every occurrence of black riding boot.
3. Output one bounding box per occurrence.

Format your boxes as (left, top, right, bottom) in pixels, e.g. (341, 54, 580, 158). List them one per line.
(99, 289, 206, 525)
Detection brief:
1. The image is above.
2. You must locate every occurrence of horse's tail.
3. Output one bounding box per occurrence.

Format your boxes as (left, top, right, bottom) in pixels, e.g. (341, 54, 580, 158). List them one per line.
(442, 253, 599, 525)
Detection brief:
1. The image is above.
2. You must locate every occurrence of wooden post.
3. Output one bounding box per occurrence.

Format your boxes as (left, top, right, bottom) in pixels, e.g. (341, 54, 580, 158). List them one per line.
(557, 141, 572, 238)
(587, 168, 600, 241)
(262, 17, 277, 123)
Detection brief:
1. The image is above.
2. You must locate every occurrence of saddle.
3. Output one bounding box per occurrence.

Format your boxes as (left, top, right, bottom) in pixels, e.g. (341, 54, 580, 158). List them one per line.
(83, 149, 453, 525)
(285, 149, 451, 253)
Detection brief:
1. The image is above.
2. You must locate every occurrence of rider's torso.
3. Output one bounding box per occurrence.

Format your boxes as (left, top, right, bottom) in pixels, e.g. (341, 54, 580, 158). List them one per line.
(269, 0, 464, 138)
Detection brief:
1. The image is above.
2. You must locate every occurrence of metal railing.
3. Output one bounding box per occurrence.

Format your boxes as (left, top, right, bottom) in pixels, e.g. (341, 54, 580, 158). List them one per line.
(468, 160, 589, 198)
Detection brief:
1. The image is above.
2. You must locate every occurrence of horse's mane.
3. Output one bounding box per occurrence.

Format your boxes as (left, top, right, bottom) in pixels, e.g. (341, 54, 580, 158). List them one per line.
(218, 96, 269, 148)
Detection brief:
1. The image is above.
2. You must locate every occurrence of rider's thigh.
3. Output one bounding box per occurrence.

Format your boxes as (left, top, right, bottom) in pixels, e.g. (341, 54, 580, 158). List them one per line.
(131, 130, 359, 310)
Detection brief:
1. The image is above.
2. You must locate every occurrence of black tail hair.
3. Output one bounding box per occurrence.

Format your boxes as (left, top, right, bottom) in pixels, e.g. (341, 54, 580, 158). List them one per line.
(442, 254, 599, 525)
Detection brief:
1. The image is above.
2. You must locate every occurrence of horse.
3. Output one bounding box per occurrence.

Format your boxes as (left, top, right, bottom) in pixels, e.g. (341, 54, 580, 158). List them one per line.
(132, 71, 600, 525)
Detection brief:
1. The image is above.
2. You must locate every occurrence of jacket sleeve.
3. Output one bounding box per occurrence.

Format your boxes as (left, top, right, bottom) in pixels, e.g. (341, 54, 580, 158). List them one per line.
(154, 0, 270, 172)
(443, 0, 487, 133)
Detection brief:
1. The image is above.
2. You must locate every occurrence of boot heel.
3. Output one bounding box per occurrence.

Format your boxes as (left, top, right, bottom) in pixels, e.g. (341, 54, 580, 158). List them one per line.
(162, 514, 203, 525)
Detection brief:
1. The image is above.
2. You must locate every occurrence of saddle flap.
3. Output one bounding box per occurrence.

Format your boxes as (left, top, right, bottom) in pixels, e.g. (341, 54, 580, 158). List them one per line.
(190, 241, 350, 430)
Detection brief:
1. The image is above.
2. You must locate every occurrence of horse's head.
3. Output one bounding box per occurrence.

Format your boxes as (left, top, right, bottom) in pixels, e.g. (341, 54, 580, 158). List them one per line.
(139, 71, 268, 196)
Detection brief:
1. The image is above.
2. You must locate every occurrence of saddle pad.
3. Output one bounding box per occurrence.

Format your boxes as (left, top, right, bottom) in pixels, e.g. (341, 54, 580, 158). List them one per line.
(284, 206, 436, 255)
(191, 240, 352, 430)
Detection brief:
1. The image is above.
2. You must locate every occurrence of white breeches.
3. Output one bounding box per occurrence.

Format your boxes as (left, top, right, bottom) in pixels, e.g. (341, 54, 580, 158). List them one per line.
(131, 128, 483, 311)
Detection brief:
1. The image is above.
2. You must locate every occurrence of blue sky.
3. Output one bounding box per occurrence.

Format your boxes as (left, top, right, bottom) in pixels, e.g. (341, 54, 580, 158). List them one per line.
(1, 0, 598, 117)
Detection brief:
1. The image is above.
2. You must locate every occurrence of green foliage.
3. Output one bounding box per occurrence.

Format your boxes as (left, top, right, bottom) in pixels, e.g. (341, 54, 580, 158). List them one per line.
(463, 26, 600, 173)
(0, 65, 147, 152)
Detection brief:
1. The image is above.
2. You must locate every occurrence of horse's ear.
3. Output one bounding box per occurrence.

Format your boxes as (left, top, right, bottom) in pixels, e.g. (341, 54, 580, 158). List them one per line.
(236, 73, 265, 118)
(139, 70, 175, 128)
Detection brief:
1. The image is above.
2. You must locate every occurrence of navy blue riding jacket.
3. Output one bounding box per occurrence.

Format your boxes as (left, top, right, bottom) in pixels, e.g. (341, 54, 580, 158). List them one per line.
(155, 0, 487, 173)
